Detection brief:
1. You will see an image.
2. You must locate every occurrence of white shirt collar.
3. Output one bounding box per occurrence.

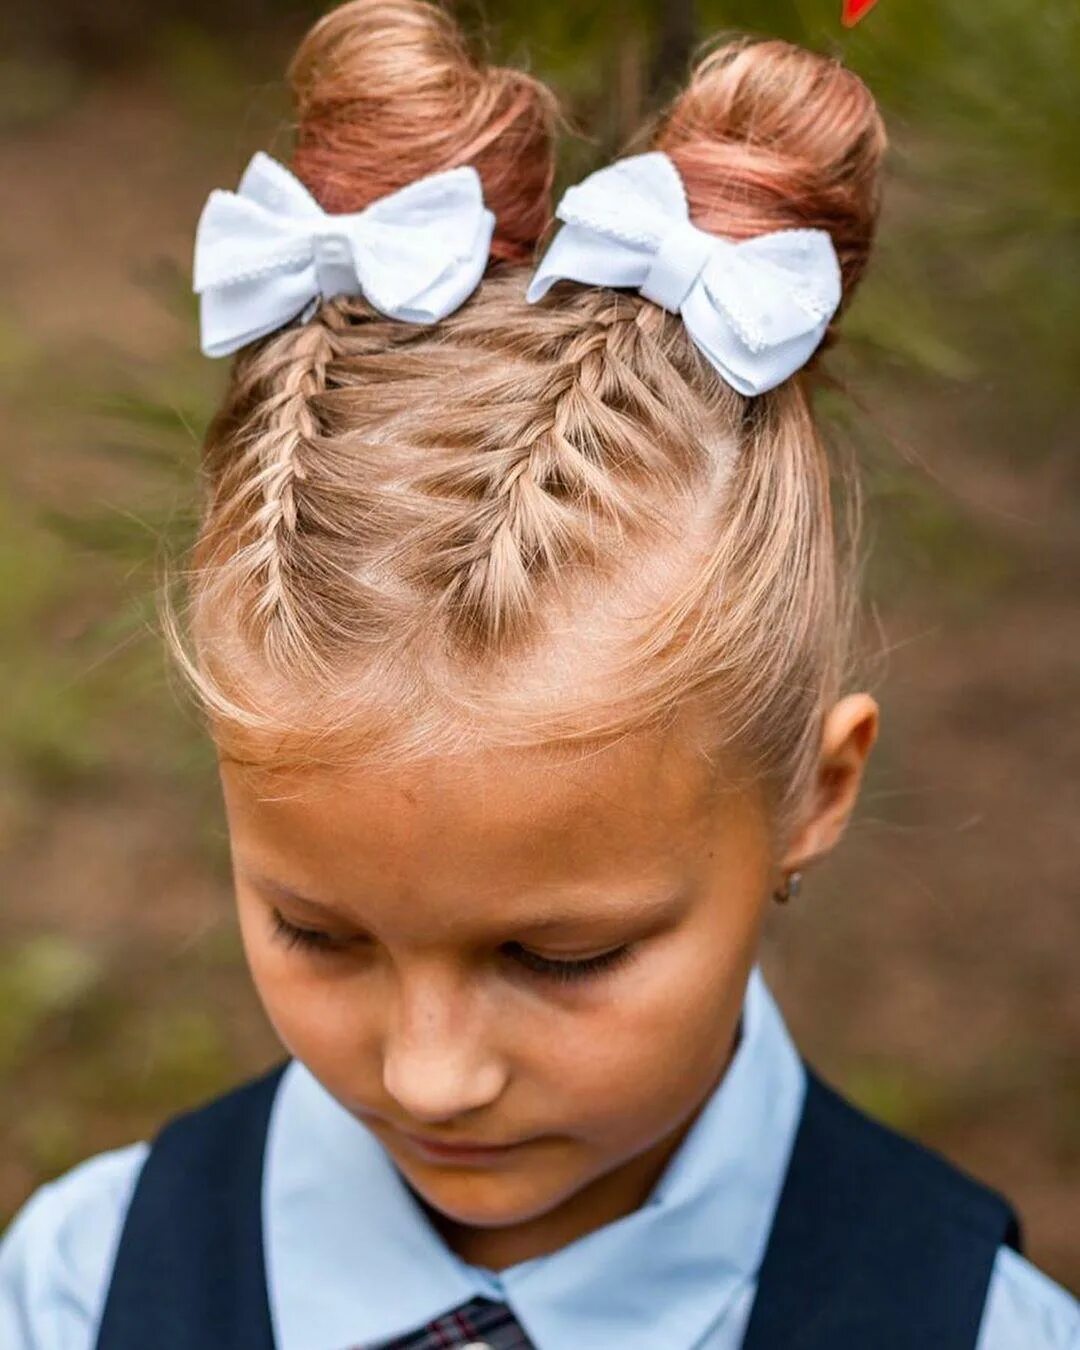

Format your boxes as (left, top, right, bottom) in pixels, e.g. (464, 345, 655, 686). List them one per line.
(264, 964, 806, 1350)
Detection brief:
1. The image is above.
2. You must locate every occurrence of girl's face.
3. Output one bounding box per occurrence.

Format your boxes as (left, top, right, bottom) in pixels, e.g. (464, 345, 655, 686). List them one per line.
(220, 714, 866, 1267)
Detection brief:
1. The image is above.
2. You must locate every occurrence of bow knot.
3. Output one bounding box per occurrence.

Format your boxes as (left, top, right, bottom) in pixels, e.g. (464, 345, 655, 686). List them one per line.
(193, 151, 496, 358)
(640, 217, 715, 312)
(526, 151, 842, 396)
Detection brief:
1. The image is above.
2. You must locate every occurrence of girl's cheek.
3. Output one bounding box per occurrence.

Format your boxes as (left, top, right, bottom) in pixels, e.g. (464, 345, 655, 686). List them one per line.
(237, 924, 355, 1056)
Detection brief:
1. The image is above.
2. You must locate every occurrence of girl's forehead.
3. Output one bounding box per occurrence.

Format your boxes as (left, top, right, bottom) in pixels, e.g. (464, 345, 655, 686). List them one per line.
(220, 731, 741, 844)
(218, 736, 767, 924)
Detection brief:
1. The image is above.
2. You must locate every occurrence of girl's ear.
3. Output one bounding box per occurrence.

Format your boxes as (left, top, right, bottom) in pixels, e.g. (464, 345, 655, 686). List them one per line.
(778, 693, 880, 876)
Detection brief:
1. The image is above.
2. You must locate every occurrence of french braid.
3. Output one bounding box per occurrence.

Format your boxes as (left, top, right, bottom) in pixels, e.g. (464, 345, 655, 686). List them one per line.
(403, 289, 730, 655)
(200, 303, 355, 668)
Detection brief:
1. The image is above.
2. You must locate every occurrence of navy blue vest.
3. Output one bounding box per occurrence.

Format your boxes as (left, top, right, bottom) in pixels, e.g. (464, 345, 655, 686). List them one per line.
(93, 1061, 1021, 1349)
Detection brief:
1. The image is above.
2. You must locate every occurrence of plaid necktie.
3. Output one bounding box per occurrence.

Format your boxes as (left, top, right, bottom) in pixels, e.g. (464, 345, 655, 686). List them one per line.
(363, 1295, 538, 1349)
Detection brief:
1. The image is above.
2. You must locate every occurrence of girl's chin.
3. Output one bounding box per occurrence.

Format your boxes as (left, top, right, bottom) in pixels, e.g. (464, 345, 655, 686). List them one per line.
(396, 1157, 581, 1231)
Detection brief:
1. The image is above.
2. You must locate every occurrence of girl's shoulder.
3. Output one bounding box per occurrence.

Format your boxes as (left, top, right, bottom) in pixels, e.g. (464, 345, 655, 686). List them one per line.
(981, 1244, 1080, 1350)
(0, 1142, 148, 1350)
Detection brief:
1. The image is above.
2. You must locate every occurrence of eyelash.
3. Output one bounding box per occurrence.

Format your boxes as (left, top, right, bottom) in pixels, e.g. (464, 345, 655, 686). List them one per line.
(268, 909, 635, 985)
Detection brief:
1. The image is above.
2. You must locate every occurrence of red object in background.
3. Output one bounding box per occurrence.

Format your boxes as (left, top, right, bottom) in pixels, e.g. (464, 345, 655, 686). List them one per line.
(842, 0, 880, 24)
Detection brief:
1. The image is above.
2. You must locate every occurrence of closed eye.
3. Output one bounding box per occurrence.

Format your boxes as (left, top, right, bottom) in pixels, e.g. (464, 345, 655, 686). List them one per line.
(270, 909, 347, 952)
(268, 909, 636, 984)
(500, 940, 636, 983)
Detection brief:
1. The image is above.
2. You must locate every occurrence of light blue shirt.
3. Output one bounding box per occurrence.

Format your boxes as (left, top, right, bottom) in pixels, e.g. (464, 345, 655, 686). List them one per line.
(1, 967, 1077, 1349)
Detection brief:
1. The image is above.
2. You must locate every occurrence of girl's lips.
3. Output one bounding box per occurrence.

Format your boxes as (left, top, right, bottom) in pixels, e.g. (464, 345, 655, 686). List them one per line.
(396, 1130, 528, 1166)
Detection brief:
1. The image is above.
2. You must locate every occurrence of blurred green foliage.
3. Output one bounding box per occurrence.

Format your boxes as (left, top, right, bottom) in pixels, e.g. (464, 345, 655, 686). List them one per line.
(0, 936, 104, 1076)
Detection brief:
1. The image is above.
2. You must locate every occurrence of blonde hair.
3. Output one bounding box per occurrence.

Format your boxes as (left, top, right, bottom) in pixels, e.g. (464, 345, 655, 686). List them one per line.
(165, 0, 888, 853)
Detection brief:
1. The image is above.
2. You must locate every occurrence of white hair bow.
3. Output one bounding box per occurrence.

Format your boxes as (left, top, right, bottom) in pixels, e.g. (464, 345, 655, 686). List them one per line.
(526, 151, 842, 396)
(193, 151, 496, 358)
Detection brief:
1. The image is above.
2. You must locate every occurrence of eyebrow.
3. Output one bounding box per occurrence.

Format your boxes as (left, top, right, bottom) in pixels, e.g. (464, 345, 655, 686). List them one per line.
(242, 868, 687, 934)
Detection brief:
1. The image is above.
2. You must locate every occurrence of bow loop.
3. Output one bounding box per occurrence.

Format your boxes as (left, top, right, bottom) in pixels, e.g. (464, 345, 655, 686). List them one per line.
(556, 152, 688, 252)
(699, 231, 842, 355)
(192, 152, 495, 358)
(527, 151, 842, 396)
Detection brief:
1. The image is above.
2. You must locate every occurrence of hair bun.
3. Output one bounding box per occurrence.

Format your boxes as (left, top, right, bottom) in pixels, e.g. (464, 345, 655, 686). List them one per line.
(653, 36, 887, 306)
(286, 0, 558, 264)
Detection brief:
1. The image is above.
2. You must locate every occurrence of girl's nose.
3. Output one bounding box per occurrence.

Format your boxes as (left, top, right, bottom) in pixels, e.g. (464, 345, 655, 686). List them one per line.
(381, 965, 509, 1124)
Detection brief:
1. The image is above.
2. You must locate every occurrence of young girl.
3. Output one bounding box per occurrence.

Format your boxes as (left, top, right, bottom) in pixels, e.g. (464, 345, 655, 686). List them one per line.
(2, 2, 1077, 1347)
